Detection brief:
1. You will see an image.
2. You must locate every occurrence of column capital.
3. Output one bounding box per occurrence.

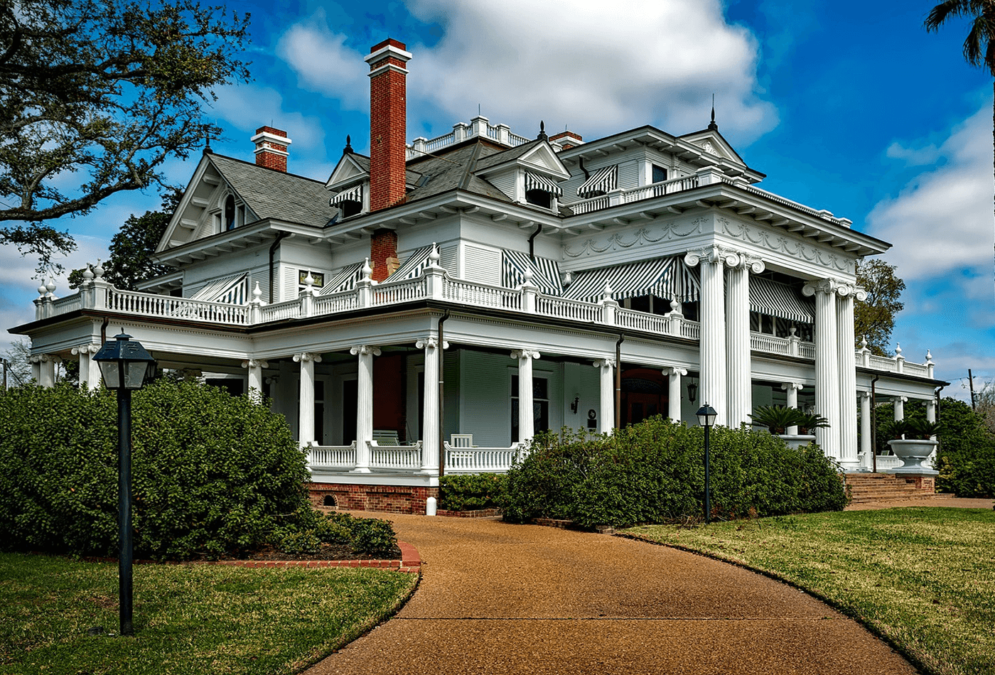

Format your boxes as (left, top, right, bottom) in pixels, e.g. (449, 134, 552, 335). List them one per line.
(593, 358, 615, 369)
(415, 337, 449, 351)
(662, 366, 687, 377)
(511, 349, 540, 361)
(858, 390, 873, 400)
(893, 395, 908, 404)
(834, 282, 866, 301)
(71, 343, 100, 356)
(349, 345, 381, 357)
(242, 359, 269, 369)
(781, 381, 805, 392)
(684, 245, 739, 268)
(35, 354, 61, 364)
(802, 278, 841, 297)
(293, 352, 323, 363)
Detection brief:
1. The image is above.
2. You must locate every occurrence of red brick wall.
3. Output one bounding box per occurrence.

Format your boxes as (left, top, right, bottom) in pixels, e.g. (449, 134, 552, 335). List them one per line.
(368, 45, 407, 212)
(255, 148, 287, 172)
(370, 229, 397, 282)
(307, 483, 438, 515)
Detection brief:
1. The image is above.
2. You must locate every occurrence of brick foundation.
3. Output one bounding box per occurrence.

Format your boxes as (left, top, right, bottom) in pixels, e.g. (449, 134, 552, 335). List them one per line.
(901, 475, 936, 493)
(307, 482, 438, 515)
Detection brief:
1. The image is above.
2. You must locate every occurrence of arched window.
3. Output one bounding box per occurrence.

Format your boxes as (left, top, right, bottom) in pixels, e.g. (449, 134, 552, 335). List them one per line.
(224, 195, 236, 230)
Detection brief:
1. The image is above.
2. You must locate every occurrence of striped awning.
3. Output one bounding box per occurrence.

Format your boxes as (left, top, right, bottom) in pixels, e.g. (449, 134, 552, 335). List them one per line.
(562, 256, 700, 303)
(577, 165, 618, 198)
(319, 262, 363, 295)
(750, 277, 814, 323)
(524, 171, 563, 197)
(190, 273, 247, 303)
(388, 245, 434, 281)
(330, 184, 363, 206)
(502, 250, 562, 295)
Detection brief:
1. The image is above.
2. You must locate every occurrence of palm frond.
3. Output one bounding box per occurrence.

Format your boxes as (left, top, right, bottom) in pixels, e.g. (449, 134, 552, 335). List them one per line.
(964, 15, 988, 66)
(926, 0, 973, 31)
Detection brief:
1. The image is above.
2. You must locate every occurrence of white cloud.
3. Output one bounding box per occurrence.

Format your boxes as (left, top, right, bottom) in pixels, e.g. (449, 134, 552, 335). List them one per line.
(868, 104, 994, 283)
(208, 84, 327, 158)
(885, 141, 942, 166)
(276, 0, 777, 144)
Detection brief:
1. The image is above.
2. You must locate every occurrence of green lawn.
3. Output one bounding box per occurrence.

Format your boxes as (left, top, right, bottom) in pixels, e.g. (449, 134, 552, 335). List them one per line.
(0, 553, 418, 674)
(627, 507, 995, 675)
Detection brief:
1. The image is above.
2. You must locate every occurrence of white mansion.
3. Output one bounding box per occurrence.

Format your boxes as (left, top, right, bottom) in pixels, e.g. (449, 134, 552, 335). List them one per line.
(14, 39, 941, 511)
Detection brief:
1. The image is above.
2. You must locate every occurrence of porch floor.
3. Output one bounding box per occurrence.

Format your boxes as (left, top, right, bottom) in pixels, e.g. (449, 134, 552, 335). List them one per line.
(305, 513, 915, 675)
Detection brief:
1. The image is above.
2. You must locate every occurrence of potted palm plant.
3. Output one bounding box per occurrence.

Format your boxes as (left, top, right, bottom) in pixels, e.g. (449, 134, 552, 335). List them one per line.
(750, 405, 828, 449)
(886, 419, 940, 474)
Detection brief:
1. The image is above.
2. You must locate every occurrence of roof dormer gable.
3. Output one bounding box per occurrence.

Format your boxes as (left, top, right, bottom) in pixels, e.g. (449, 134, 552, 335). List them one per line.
(473, 140, 571, 181)
(325, 153, 370, 190)
(679, 129, 745, 166)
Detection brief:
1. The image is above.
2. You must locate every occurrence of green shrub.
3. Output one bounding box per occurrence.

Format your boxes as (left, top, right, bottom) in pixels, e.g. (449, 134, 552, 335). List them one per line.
(439, 473, 508, 511)
(501, 419, 848, 528)
(277, 529, 322, 556)
(0, 381, 313, 560)
(932, 398, 995, 497)
(348, 518, 397, 557)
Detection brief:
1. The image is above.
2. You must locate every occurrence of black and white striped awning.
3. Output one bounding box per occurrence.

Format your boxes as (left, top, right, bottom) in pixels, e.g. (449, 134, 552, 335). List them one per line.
(388, 245, 434, 281)
(190, 273, 247, 303)
(577, 165, 618, 198)
(524, 172, 563, 197)
(502, 250, 562, 295)
(319, 262, 363, 295)
(562, 256, 700, 303)
(329, 184, 363, 206)
(750, 277, 814, 323)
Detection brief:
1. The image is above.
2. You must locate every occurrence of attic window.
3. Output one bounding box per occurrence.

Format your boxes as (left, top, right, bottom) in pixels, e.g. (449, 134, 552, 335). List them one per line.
(525, 189, 551, 208)
(524, 171, 562, 209)
(225, 195, 236, 231)
(652, 164, 668, 184)
(330, 184, 364, 218)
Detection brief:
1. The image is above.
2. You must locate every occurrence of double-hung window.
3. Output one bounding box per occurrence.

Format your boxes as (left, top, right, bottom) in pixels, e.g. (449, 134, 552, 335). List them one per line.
(510, 375, 549, 442)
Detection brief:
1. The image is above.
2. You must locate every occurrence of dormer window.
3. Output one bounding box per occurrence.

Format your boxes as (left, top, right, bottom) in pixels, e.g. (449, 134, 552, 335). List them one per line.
(577, 165, 618, 199)
(330, 184, 364, 218)
(525, 189, 551, 208)
(652, 164, 668, 184)
(224, 195, 236, 231)
(523, 172, 562, 210)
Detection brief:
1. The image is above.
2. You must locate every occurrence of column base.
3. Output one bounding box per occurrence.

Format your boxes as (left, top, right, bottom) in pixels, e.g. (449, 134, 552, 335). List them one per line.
(837, 459, 861, 473)
(417, 468, 441, 476)
(350, 467, 372, 474)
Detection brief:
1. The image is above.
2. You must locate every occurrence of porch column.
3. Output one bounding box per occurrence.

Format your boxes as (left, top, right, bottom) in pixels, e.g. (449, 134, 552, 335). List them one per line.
(926, 398, 937, 423)
(893, 396, 907, 422)
(350, 345, 381, 472)
(38, 355, 59, 388)
(512, 349, 540, 444)
(416, 337, 444, 474)
(30, 355, 41, 383)
(781, 382, 804, 436)
(664, 366, 687, 423)
(859, 391, 872, 469)
(726, 253, 764, 428)
(595, 358, 615, 434)
(836, 285, 863, 472)
(72, 344, 101, 389)
(685, 247, 732, 426)
(803, 280, 840, 458)
(242, 359, 268, 402)
(293, 352, 321, 447)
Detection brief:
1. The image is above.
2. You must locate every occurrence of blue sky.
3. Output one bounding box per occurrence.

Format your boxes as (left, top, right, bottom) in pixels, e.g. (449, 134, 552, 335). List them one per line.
(3, 0, 993, 399)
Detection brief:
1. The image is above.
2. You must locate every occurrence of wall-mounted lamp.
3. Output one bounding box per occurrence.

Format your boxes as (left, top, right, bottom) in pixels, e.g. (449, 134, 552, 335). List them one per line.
(570, 396, 580, 413)
(687, 377, 698, 404)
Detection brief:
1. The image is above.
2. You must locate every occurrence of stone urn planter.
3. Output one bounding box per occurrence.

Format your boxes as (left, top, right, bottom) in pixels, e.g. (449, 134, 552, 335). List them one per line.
(886, 439, 939, 475)
(778, 434, 817, 450)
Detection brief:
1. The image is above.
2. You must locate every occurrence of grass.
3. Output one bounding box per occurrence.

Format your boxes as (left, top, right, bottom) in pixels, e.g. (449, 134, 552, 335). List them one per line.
(626, 507, 995, 675)
(0, 553, 418, 675)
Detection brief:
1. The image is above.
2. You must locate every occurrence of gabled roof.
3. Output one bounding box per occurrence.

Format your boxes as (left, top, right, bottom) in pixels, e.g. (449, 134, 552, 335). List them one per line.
(400, 141, 513, 205)
(679, 128, 746, 166)
(325, 152, 423, 190)
(472, 139, 571, 179)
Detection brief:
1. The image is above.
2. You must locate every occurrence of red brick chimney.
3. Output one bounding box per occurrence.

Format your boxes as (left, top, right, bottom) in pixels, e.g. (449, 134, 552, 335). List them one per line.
(550, 130, 583, 150)
(251, 126, 291, 172)
(365, 38, 411, 281)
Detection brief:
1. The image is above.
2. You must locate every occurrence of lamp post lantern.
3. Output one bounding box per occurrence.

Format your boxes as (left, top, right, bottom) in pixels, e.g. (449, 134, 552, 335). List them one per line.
(696, 404, 717, 524)
(93, 333, 156, 636)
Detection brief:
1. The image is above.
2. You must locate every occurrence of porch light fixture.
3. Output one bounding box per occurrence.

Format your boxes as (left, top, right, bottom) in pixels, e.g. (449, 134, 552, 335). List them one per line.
(696, 403, 717, 524)
(687, 377, 698, 404)
(93, 333, 157, 636)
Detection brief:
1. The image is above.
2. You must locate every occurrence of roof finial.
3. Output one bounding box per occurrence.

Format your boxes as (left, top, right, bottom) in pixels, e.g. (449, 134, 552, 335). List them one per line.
(203, 129, 212, 156)
(343, 134, 353, 154)
(537, 120, 547, 141)
(708, 94, 718, 131)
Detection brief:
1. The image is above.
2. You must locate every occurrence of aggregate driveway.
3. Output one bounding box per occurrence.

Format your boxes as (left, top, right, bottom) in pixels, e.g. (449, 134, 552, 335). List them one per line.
(307, 514, 916, 674)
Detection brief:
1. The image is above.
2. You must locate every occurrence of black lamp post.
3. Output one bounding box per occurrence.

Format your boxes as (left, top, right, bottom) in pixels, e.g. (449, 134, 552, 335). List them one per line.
(93, 333, 156, 636)
(696, 403, 717, 524)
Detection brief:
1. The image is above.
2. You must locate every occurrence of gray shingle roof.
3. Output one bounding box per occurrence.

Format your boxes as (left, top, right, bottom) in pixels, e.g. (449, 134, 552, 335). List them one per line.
(401, 142, 513, 205)
(209, 154, 339, 228)
(471, 139, 543, 172)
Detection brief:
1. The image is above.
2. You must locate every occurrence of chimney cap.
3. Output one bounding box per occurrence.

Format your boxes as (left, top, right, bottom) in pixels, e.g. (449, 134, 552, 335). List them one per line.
(365, 38, 412, 64)
(549, 130, 582, 142)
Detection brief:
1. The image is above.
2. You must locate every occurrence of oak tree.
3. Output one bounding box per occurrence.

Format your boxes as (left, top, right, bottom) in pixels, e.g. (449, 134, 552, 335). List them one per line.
(854, 259, 906, 356)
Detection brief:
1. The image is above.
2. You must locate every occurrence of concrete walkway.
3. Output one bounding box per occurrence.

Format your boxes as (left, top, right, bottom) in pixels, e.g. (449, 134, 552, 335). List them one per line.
(307, 514, 915, 674)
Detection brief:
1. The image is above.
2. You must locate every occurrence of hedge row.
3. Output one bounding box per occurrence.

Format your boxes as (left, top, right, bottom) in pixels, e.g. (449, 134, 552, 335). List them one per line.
(501, 418, 849, 528)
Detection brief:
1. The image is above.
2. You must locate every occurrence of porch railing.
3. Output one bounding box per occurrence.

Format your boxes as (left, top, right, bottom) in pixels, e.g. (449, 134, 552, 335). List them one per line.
(307, 443, 357, 469)
(444, 443, 519, 474)
(369, 441, 423, 470)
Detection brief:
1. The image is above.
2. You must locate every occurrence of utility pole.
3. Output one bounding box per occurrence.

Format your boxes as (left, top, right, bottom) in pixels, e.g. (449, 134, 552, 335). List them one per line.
(969, 369, 977, 410)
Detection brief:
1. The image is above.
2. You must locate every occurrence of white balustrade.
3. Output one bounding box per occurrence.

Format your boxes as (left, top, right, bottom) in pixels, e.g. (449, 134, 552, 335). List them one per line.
(750, 332, 791, 356)
(798, 343, 816, 359)
(308, 443, 357, 469)
(616, 307, 670, 333)
(373, 277, 426, 305)
(444, 443, 518, 474)
(680, 320, 701, 340)
(312, 290, 359, 315)
(536, 295, 604, 322)
(108, 289, 249, 325)
(623, 175, 700, 203)
(49, 294, 82, 315)
(369, 441, 423, 470)
(571, 196, 610, 214)
(868, 354, 897, 373)
(443, 277, 523, 310)
(508, 132, 531, 146)
(903, 362, 930, 378)
(259, 299, 302, 322)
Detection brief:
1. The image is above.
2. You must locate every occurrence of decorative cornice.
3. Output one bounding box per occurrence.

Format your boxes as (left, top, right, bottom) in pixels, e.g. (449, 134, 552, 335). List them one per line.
(563, 218, 703, 259)
(349, 345, 381, 357)
(719, 216, 856, 274)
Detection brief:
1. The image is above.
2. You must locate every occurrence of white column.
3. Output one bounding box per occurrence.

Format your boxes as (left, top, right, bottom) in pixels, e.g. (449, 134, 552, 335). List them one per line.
(242, 359, 268, 402)
(664, 366, 687, 423)
(595, 358, 615, 433)
(416, 337, 445, 474)
(726, 253, 763, 428)
(926, 398, 937, 423)
(685, 247, 730, 426)
(859, 391, 872, 470)
(836, 287, 861, 471)
(38, 355, 59, 388)
(30, 355, 41, 383)
(803, 280, 840, 458)
(781, 382, 804, 435)
(293, 352, 321, 447)
(512, 349, 540, 443)
(893, 396, 907, 422)
(72, 345, 100, 389)
(350, 345, 380, 473)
